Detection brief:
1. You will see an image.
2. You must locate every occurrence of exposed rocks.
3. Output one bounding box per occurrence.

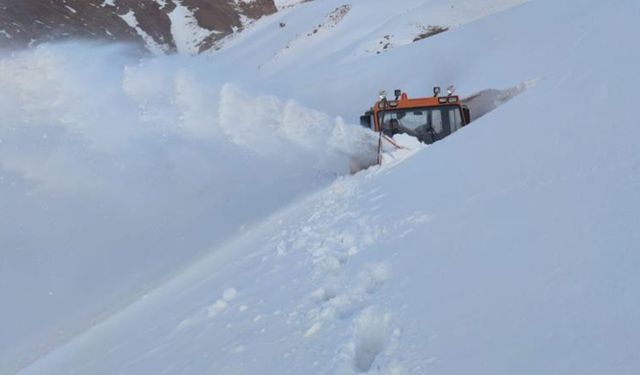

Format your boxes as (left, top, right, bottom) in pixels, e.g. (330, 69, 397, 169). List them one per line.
(0, 0, 277, 54)
(412, 25, 449, 42)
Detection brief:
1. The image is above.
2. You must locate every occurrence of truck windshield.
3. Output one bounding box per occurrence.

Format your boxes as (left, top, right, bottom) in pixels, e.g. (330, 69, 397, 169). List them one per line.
(378, 105, 463, 143)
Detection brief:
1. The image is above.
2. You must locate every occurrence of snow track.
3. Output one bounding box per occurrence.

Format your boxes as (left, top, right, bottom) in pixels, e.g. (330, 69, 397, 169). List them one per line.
(18, 164, 430, 375)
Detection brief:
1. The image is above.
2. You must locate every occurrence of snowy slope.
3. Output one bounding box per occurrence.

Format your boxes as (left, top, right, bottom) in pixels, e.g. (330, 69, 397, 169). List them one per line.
(1, 1, 529, 371)
(4, 0, 640, 374)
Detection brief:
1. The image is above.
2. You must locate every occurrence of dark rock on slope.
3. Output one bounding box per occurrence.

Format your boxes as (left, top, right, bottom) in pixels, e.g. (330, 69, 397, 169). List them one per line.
(0, 0, 277, 54)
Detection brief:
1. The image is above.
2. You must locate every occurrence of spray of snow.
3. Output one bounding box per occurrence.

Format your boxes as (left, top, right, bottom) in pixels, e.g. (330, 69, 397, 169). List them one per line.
(0, 41, 378, 372)
(218, 84, 378, 169)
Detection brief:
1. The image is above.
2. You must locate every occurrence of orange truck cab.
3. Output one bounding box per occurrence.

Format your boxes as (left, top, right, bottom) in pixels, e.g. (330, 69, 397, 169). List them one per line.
(360, 87, 471, 145)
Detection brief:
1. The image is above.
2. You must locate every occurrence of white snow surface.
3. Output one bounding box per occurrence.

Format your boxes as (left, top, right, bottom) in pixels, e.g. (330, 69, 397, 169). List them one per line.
(2, 0, 640, 374)
(273, 0, 304, 10)
(168, 1, 220, 54)
(119, 10, 167, 55)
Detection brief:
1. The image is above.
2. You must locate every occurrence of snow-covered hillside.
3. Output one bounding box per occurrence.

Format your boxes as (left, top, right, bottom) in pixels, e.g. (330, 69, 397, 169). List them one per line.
(3, 0, 640, 374)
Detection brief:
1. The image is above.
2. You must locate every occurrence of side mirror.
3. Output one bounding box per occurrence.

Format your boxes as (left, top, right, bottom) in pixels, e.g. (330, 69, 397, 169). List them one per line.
(360, 115, 372, 129)
(462, 108, 471, 125)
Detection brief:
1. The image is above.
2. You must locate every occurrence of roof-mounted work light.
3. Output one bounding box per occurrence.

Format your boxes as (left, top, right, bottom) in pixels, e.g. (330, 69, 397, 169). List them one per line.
(447, 85, 456, 96)
(433, 86, 441, 97)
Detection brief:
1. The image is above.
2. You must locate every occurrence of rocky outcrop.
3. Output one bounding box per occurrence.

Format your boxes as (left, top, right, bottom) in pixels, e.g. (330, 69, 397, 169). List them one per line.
(0, 0, 277, 54)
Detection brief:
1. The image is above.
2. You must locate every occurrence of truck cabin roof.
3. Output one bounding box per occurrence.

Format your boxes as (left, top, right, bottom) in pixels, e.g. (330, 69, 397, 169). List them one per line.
(373, 93, 464, 112)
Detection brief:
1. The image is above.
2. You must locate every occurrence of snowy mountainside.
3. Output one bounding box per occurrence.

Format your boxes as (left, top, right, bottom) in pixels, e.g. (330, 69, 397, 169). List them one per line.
(3, 0, 640, 374)
(0, 0, 276, 54)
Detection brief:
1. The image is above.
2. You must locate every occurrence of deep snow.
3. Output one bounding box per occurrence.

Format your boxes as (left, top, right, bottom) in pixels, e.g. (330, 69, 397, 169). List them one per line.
(3, 0, 640, 374)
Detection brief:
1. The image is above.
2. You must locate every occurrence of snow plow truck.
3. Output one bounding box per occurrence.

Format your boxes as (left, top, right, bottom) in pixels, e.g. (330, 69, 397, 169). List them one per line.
(360, 87, 471, 144)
